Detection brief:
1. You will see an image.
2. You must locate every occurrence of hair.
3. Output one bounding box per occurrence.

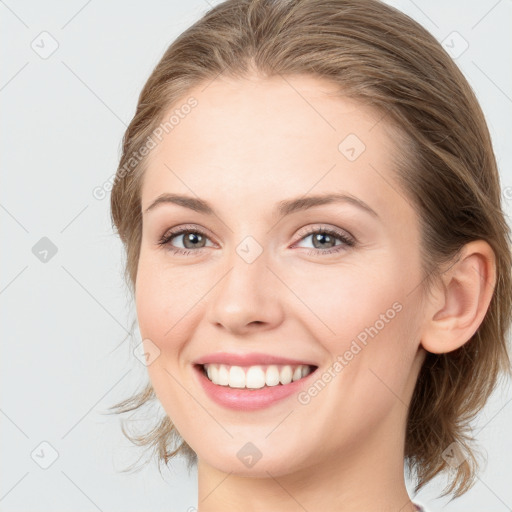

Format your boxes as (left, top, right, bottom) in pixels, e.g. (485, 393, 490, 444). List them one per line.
(107, 0, 512, 499)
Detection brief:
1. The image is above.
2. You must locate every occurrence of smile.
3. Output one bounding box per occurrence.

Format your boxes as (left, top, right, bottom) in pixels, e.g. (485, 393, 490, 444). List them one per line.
(193, 363, 319, 411)
(201, 363, 316, 389)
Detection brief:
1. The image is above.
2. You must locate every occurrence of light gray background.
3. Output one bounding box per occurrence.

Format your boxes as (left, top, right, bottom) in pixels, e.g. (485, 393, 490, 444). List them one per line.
(1, 1, 511, 511)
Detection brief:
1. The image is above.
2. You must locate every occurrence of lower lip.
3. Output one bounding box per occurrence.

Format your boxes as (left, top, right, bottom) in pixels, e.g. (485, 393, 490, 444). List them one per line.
(193, 364, 318, 411)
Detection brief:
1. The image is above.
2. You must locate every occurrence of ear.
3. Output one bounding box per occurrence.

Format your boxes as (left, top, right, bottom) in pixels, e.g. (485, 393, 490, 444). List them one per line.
(420, 240, 496, 354)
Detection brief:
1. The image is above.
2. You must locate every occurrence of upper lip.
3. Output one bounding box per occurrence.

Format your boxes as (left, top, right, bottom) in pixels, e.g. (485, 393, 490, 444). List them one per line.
(193, 352, 318, 367)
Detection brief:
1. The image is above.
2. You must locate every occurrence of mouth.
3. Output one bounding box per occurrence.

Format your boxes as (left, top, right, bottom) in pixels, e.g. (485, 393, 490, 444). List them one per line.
(195, 363, 319, 390)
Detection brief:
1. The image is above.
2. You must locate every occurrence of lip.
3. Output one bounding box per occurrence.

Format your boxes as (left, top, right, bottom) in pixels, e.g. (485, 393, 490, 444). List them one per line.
(193, 351, 318, 367)
(192, 361, 319, 411)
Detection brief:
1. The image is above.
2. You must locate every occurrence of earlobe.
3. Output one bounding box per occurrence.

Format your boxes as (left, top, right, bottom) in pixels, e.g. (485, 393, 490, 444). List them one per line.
(420, 240, 496, 354)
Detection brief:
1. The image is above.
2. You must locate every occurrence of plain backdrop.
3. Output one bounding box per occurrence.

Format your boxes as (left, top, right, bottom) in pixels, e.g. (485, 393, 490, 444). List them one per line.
(1, 1, 511, 511)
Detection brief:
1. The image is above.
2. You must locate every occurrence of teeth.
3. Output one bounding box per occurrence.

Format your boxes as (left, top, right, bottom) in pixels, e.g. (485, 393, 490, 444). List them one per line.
(203, 363, 313, 389)
(229, 366, 246, 388)
(265, 365, 280, 387)
(292, 366, 302, 381)
(218, 364, 229, 386)
(246, 366, 265, 389)
(280, 365, 293, 385)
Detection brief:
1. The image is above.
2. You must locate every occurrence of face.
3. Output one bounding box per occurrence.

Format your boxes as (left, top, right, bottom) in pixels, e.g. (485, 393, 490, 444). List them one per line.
(135, 74, 427, 478)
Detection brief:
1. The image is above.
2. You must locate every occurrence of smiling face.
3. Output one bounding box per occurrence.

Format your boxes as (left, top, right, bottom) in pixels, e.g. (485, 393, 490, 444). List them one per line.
(135, 74, 428, 479)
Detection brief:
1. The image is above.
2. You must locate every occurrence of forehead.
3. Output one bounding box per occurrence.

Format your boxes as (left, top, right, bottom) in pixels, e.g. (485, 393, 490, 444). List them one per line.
(141, 74, 408, 223)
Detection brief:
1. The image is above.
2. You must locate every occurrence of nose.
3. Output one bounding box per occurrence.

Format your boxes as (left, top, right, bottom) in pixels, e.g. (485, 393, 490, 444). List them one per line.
(205, 245, 285, 335)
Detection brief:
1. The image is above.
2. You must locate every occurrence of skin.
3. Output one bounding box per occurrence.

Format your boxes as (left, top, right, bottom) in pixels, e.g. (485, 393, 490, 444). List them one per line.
(134, 74, 496, 512)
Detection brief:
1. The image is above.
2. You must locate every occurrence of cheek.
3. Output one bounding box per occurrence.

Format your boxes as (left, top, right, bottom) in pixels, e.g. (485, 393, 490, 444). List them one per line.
(135, 252, 202, 342)
(135, 266, 170, 342)
(134, 257, 201, 422)
(301, 259, 419, 401)
(295, 260, 403, 346)
(134, 253, 218, 401)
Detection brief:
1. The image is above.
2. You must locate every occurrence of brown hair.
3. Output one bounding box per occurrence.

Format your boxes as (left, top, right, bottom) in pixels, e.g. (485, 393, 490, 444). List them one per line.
(107, 0, 512, 498)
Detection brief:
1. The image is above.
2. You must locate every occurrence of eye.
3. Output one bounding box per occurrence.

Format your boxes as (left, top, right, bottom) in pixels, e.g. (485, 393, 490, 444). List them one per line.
(157, 224, 215, 255)
(157, 224, 356, 256)
(293, 225, 356, 256)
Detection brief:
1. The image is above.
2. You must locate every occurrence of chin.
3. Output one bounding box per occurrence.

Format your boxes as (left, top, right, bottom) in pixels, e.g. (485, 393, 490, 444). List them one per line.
(198, 447, 309, 478)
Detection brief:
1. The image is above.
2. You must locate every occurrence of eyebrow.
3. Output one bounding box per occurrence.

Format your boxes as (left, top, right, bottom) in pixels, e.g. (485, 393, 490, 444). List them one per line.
(143, 192, 379, 218)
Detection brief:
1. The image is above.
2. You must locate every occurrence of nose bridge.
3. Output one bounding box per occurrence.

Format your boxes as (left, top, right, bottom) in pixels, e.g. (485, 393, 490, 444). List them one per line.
(206, 236, 283, 331)
(217, 237, 270, 306)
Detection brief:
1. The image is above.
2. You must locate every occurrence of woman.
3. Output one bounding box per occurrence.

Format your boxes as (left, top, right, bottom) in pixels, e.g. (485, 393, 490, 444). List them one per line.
(108, 1, 512, 510)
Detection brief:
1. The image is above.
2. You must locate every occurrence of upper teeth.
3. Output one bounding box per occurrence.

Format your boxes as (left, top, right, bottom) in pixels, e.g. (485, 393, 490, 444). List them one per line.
(204, 364, 313, 389)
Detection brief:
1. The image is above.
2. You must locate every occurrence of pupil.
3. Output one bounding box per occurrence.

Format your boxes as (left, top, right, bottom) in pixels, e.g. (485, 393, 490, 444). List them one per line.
(184, 232, 204, 249)
(313, 233, 334, 249)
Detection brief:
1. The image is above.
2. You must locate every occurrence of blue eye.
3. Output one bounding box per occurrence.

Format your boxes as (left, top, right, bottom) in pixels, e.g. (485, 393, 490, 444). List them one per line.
(158, 224, 356, 256)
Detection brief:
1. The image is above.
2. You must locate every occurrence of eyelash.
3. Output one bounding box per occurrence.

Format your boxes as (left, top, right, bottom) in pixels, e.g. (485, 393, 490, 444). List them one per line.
(157, 224, 356, 257)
